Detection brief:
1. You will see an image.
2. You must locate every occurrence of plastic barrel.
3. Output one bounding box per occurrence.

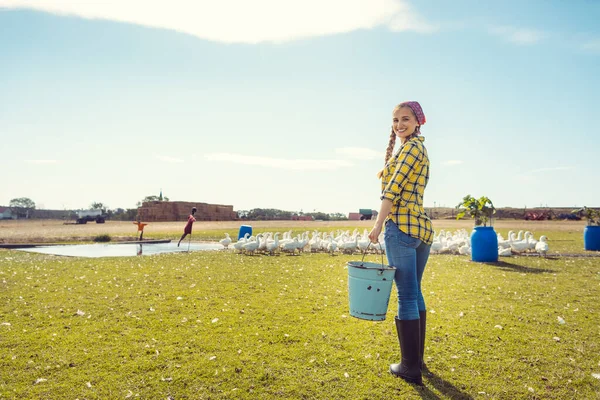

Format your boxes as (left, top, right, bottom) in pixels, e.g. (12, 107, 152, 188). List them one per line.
(471, 226, 498, 262)
(584, 226, 600, 251)
(347, 261, 396, 321)
(238, 225, 252, 240)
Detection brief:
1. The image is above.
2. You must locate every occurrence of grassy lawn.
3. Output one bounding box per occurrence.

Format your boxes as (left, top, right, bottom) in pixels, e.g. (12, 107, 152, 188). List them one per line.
(1, 225, 599, 399)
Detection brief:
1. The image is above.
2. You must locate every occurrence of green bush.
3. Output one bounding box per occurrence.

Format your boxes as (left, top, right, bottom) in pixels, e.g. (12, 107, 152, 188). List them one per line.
(93, 234, 111, 242)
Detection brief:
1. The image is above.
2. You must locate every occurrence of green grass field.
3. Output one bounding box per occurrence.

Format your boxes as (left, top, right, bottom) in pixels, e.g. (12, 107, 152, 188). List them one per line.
(1, 226, 599, 399)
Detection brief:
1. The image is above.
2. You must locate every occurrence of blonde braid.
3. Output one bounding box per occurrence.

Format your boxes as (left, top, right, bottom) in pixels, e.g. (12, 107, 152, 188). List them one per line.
(377, 128, 396, 179)
(384, 127, 396, 164)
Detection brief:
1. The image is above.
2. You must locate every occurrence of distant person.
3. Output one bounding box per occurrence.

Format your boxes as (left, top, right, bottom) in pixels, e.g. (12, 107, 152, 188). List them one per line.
(133, 215, 148, 241)
(178, 207, 197, 247)
(368, 101, 433, 385)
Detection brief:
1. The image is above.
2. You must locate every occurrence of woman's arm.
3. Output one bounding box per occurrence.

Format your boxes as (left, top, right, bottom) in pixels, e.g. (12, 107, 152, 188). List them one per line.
(368, 198, 393, 243)
(380, 142, 421, 203)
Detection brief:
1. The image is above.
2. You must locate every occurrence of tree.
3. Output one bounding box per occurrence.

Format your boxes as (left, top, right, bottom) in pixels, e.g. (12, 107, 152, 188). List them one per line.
(137, 195, 170, 207)
(112, 208, 126, 215)
(572, 206, 600, 226)
(90, 202, 108, 212)
(328, 212, 348, 221)
(456, 195, 496, 226)
(244, 208, 293, 220)
(9, 197, 36, 219)
(306, 212, 330, 221)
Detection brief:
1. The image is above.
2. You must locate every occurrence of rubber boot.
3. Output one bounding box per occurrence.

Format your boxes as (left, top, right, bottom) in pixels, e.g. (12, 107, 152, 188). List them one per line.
(389, 317, 422, 385)
(419, 310, 427, 371)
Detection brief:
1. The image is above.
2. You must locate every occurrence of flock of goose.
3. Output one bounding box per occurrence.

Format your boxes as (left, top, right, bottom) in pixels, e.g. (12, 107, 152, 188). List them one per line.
(219, 229, 384, 256)
(217, 228, 550, 257)
(431, 229, 549, 257)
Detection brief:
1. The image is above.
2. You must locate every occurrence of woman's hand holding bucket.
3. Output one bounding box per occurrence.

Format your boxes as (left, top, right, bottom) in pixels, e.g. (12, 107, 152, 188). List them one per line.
(369, 199, 393, 243)
(368, 223, 383, 244)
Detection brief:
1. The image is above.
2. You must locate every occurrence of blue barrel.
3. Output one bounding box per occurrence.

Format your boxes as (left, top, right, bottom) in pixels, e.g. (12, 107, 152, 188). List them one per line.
(584, 226, 600, 251)
(471, 226, 498, 262)
(347, 261, 396, 321)
(238, 225, 252, 240)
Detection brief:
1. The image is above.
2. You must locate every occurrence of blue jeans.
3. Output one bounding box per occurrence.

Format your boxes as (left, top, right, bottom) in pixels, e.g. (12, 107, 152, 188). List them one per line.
(384, 220, 431, 320)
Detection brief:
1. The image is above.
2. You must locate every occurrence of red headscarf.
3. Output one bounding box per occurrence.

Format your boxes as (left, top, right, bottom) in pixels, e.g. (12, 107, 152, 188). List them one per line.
(400, 101, 426, 125)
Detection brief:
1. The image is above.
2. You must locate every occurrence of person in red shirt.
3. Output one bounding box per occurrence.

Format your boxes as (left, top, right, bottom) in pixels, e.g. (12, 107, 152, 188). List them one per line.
(133, 214, 148, 241)
(177, 207, 197, 247)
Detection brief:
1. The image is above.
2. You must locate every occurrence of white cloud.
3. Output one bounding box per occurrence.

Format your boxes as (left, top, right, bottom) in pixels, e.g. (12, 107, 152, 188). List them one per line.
(488, 25, 545, 45)
(442, 160, 463, 166)
(517, 166, 574, 181)
(387, 4, 438, 34)
(0, 0, 436, 44)
(581, 38, 600, 53)
(156, 155, 184, 163)
(25, 159, 58, 164)
(335, 147, 381, 160)
(205, 152, 352, 170)
(528, 166, 574, 174)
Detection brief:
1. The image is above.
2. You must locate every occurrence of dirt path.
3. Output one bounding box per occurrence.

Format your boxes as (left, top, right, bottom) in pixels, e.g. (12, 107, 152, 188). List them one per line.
(0, 219, 587, 243)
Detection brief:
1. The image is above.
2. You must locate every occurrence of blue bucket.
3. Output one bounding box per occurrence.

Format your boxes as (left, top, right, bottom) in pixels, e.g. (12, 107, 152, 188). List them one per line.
(471, 226, 498, 262)
(347, 250, 395, 321)
(584, 226, 600, 251)
(238, 225, 252, 240)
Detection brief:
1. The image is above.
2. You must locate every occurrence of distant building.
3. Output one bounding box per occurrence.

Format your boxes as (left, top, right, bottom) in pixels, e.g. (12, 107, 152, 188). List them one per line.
(32, 209, 73, 219)
(0, 207, 14, 220)
(291, 215, 314, 221)
(348, 209, 378, 221)
(138, 201, 237, 222)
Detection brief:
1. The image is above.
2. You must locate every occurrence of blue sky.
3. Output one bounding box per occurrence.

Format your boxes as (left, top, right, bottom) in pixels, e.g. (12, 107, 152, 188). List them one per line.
(1, 0, 599, 214)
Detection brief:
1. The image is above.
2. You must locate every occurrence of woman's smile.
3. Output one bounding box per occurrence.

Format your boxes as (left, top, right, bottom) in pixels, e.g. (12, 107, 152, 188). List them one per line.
(392, 107, 419, 142)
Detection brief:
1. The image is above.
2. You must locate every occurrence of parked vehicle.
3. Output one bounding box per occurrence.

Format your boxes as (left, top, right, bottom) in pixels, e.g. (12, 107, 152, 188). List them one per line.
(76, 209, 106, 224)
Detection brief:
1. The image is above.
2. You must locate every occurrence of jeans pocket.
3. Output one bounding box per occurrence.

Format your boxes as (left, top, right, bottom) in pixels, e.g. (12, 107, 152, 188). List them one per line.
(384, 220, 398, 242)
(385, 221, 420, 249)
(398, 231, 420, 248)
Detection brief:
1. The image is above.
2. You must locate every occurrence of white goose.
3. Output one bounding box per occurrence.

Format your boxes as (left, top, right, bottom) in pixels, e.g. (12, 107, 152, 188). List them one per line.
(233, 233, 250, 252)
(326, 235, 338, 255)
(281, 237, 300, 255)
(308, 231, 320, 252)
(266, 233, 280, 255)
(258, 232, 270, 252)
(219, 233, 232, 249)
(242, 234, 262, 255)
(535, 235, 549, 257)
(510, 232, 530, 253)
(357, 234, 371, 254)
(498, 231, 514, 249)
(526, 232, 538, 251)
(341, 234, 358, 254)
(458, 243, 471, 255)
(430, 237, 443, 254)
(278, 230, 294, 248)
(297, 232, 310, 253)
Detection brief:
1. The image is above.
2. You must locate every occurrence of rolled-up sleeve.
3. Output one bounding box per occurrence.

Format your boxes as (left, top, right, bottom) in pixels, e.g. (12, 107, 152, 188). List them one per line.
(380, 143, 421, 202)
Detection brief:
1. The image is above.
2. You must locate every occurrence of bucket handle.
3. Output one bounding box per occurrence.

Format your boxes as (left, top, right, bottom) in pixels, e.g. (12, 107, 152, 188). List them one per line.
(360, 242, 387, 275)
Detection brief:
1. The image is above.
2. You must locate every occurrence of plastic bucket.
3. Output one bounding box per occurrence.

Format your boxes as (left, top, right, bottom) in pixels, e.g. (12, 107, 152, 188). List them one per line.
(347, 252, 395, 321)
(471, 226, 498, 262)
(584, 226, 600, 251)
(238, 225, 252, 240)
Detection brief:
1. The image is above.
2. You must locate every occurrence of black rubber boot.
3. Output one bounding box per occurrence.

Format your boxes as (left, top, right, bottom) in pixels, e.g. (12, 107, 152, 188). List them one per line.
(419, 310, 427, 371)
(389, 317, 422, 385)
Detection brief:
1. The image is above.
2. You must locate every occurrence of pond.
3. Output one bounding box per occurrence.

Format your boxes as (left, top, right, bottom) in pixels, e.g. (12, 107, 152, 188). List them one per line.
(17, 241, 224, 258)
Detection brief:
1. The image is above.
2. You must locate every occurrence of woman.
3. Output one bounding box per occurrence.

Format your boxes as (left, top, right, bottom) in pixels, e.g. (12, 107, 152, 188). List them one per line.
(368, 101, 433, 385)
(177, 207, 197, 247)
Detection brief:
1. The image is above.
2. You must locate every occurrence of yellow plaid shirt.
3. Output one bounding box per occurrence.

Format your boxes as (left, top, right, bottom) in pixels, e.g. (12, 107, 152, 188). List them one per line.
(380, 136, 433, 245)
